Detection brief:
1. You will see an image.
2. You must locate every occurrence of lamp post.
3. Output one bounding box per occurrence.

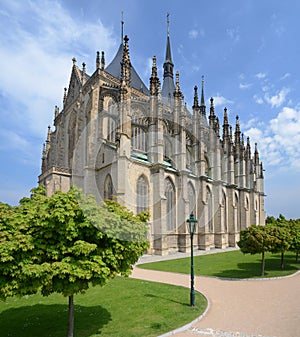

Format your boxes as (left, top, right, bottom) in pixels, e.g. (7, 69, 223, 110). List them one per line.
(187, 212, 197, 307)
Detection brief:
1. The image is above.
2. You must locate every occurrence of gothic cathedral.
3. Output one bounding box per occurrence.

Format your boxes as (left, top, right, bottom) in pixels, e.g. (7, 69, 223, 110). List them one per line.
(39, 22, 265, 255)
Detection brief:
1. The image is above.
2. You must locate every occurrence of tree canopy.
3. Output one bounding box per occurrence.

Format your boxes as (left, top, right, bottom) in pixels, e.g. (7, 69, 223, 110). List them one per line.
(0, 186, 149, 337)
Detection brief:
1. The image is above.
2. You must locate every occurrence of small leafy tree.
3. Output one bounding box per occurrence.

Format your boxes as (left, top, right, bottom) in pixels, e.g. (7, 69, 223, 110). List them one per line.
(288, 219, 300, 263)
(267, 221, 291, 270)
(0, 186, 149, 337)
(238, 225, 274, 276)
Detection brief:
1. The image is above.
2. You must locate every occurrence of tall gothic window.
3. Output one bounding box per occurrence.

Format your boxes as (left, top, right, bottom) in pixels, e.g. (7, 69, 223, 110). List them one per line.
(221, 191, 227, 233)
(188, 182, 196, 216)
(137, 175, 148, 214)
(104, 174, 113, 200)
(165, 178, 176, 231)
(131, 126, 147, 152)
(107, 117, 116, 142)
(102, 97, 117, 142)
(206, 186, 213, 232)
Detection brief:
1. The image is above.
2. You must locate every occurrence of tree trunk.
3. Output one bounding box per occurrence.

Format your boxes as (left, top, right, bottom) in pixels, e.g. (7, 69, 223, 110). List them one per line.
(67, 295, 74, 337)
(281, 252, 284, 270)
(261, 251, 265, 276)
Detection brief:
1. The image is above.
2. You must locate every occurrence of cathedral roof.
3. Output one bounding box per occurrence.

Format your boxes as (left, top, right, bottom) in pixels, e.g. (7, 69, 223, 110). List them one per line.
(105, 43, 149, 94)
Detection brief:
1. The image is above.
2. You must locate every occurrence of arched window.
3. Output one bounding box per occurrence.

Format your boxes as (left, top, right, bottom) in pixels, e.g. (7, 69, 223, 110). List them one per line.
(131, 126, 147, 152)
(165, 178, 176, 231)
(204, 156, 211, 177)
(221, 191, 227, 232)
(137, 175, 148, 214)
(164, 135, 173, 163)
(104, 174, 113, 200)
(102, 97, 117, 142)
(107, 117, 116, 142)
(206, 186, 213, 232)
(188, 182, 196, 215)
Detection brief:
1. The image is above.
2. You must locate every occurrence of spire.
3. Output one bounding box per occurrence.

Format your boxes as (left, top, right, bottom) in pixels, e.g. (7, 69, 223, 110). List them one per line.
(209, 97, 216, 128)
(63, 87, 67, 106)
(254, 142, 260, 165)
(246, 136, 251, 160)
(161, 14, 175, 99)
(234, 115, 241, 146)
(121, 11, 124, 44)
(201, 76, 205, 106)
(81, 62, 86, 84)
(222, 107, 229, 141)
(121, 35, 131, 87)
(101, 51, 105, 70)
(174, 71, 181, 96)
(150, 55, 160, 96)
(96, 51, 100, 69)
(193, 85, 199, 109)
(241, 133, 245, 159)
(215, 117, 220, 138)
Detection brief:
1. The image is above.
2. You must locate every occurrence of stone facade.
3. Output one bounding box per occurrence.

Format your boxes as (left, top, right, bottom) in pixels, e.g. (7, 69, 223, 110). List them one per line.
(39, 25, 265, 255)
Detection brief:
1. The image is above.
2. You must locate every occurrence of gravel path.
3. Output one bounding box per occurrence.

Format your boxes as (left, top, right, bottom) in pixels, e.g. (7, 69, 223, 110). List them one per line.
(131, 250, 300, 337)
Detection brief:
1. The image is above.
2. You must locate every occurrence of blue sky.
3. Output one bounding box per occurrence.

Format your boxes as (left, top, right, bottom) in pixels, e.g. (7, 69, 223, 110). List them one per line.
(1, 0, 300, 219)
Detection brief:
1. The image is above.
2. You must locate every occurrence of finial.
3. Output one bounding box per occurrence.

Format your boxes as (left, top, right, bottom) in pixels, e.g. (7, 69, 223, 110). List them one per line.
(82, 62, 86, 84)
(63, 87, 67, 105)
(210, 97, 214, 107)
(96, 51, 100, 69)
(72, 57, 77, 65)
(101, 51, 105, 70)
(153, 55, 157, 67)
(167, 13, 170, 36)
(54, 105, 59, 119)
(176, 71, 179, 86)
(201, 75, 205, 106)
(193, 85, 199, 108)
(150, 55, 159, 96)
(121, 11, 124, 43)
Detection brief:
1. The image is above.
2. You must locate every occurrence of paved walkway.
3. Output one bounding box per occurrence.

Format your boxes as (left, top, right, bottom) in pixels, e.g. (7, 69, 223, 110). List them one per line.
(131, 249, 300, 337)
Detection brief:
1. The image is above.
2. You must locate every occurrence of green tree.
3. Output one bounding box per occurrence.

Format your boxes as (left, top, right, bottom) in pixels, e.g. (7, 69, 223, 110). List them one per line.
(238, 225, 274, 276)
(267, 223, 291, 270)
(0, 186, 149, 337)
(288, 219, 300, 263)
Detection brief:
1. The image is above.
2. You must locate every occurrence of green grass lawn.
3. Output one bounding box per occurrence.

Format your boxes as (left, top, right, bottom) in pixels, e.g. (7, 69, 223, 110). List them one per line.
(139, 250, 300, 278)
(0, 277, 207, 337)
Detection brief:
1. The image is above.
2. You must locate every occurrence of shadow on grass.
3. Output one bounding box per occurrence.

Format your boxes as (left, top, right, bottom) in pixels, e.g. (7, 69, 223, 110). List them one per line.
(0, 304, 111, 337)
(144, 293, 190, 307)
(213, 261, 299, 279)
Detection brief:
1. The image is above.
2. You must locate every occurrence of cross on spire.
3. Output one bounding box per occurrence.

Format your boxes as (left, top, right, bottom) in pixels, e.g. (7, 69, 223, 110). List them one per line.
(121, 11, 124, 43)
(167, 13, 170, 36)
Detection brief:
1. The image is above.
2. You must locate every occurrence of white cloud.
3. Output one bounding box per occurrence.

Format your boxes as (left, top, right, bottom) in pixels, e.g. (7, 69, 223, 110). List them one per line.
(188, 29, 199, 39)
(239, 83, 252, 90)
(280, 73, 290, 80)
(264, 87, 290, 108)
(244, 106, 300, 169)
(253, 95, 264, 104)
(0, 0, 117, 138)
(255, 72, 267, 79)
(211, 95, 234, 107)
(226, 27, 240, 42)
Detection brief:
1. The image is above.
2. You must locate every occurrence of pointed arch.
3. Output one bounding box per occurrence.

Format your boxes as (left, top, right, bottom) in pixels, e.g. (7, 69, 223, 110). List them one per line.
(165, 177, 176, 231)
(137, 175, 149, 214)
(221, 190, 228, 233)
(234, 192, 239, 231)
(104, 174, 113, 200)
(206, 186, 213, 232)
(187, 182, 196, 215)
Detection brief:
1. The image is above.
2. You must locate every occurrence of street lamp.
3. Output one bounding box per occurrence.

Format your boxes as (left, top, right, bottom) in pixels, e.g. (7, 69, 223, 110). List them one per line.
(187, 212, 197, 307)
